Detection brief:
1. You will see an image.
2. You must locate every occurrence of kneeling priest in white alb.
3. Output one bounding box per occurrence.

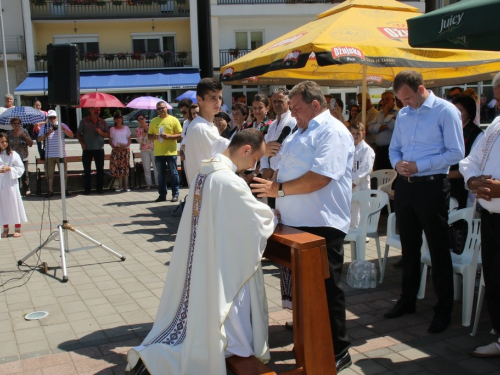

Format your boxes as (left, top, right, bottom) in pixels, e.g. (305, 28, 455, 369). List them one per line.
(127, 129, 276, 374)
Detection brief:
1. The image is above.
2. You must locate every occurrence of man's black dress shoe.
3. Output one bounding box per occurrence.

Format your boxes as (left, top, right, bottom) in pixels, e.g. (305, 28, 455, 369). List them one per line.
(336, 352, 352, 373)
(428, 314, 450, 333)
(384, 299, 416, 319)
(155, 196, 167, 202)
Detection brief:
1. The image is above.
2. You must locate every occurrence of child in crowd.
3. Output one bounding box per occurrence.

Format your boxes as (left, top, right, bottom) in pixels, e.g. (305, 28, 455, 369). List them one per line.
(0, 132, 27, 238)
(350, 122, 375, 229)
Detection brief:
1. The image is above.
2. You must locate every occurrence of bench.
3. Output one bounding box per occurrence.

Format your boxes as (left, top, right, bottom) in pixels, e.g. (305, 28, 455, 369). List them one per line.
(35, 152, 132, 195)
(132, 151, 188, 188)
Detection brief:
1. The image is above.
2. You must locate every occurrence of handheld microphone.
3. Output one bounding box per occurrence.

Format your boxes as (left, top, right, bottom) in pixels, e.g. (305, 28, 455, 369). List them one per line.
(275, 126, 291, 144)
(268, 126, 292, 167)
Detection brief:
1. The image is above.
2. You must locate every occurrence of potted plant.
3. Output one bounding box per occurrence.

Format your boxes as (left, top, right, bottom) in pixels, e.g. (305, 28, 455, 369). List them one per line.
(116, 52, 128, 60)
(53, 0, 65, 5)
(32, 0, 47, 6)
(103, 53, 115, 61)
(112, 0, 123, 4)
(35, 53, 47, 62)
(131, 51, 143, 61)
(177, 51, 188, 59)
(158, 51, 172, 58)
(229, 48, 240, 57)
(145, 52, 157, 60)
(95, 0, 106, 6)
(176, 0, 186, 4)
(84, 52, 100, 61)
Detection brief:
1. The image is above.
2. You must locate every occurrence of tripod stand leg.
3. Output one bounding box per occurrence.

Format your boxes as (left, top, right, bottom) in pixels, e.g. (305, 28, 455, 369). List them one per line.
(58, 225, 69, 282)
(71, 229, 126, 261)
(17, 231, 59, 266)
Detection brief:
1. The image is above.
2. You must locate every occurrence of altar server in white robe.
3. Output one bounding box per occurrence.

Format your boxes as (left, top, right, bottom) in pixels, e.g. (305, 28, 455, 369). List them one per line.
(128, 129, 276, 375)
(0, 132, 28, 238)
(184, 78, 230, 185)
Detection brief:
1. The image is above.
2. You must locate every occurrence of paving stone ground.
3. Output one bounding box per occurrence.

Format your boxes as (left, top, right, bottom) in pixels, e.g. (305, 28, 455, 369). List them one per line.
(1, 159, 499, 374)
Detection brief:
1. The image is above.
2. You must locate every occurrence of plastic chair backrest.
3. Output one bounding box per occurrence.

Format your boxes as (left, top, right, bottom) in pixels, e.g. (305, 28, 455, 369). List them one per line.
(352, 190, 389, 233)
(371, 169, 397, 192)
(450, 197, 459, 212)
(386, 212, 397, 238)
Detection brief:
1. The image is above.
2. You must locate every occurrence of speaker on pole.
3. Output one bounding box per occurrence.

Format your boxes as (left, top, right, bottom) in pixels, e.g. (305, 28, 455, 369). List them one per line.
(47, 44, 80, 106)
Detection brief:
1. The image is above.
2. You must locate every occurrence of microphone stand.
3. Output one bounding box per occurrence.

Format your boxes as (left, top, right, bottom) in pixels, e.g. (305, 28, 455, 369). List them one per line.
(17, 105, 126, 282)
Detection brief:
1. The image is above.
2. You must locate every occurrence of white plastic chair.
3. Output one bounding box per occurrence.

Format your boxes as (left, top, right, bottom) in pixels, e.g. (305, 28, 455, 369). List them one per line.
(471, 269, 485, 336)
(417, 207, 481, 327)
(370, 169, 397, 214)
(345, 190, 388, 274)
(381, 197, 459, 284)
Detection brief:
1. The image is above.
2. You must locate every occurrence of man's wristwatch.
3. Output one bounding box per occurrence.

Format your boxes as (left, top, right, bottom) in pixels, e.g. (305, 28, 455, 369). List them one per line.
(278, 183, 285, 197)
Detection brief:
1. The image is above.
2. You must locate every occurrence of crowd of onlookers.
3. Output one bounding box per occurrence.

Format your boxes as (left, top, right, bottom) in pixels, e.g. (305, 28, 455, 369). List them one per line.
(2, 71, 500, 367)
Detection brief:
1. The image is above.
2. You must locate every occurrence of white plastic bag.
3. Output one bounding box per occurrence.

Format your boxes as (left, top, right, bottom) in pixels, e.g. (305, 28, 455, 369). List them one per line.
(347, 259, 377, 289)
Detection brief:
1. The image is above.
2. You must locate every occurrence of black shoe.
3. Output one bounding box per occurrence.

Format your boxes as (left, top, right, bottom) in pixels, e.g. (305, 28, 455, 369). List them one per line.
(83, 190, 91, 195)
(46, 191, 54, 198)
(336, 352, 352, 373)
(65, 190, 72, 197)
(393, 258, 404, 268)
(428, 314, 450, 334)
(384, 299, 416, 319)
(96, 189, 104, 194)
(155, 196, 167, 202)
(171, 195, 179, 203)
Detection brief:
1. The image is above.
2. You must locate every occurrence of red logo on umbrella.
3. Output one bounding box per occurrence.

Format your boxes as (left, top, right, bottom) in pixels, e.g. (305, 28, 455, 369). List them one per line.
(331, 47, 365, 60)
(222, 67, 235, 78)
(283, 50, 301, 67)
(367, 75, 384, 84)
(377, 27, 409, 39)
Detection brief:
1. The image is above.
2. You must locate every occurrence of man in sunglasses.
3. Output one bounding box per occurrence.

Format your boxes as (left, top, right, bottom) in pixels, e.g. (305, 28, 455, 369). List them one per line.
(148, 101, 183, 202)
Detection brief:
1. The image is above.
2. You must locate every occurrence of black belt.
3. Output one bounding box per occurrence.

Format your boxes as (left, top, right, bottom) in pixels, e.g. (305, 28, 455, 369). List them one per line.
(398, 174, 447, 183)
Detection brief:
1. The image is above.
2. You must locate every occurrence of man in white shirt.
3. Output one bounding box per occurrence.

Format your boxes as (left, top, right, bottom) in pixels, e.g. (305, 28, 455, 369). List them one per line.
(259, 87, 296, 209)
(460, 71, 500, 359)
(251, 81, 354, 374)
(127, 129, 275, 374)
(184, 78, 230, 185)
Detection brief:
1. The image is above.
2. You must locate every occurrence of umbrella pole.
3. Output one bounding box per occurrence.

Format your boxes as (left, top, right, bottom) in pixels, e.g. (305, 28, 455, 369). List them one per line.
(362, 65, 367, 126)
(17, 106, 126, 283)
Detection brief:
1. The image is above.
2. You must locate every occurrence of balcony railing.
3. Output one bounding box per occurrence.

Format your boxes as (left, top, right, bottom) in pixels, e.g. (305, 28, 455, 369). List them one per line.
(217, 0, 340, 4)
(0, 36, 25, 56)
(219, 49, 252, 67)
(34, 51, 192, 71)
(30, 0, 189, 20)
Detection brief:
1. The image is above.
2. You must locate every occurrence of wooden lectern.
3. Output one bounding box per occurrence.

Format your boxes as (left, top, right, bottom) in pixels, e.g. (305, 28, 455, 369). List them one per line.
(227, 224, 336, 375)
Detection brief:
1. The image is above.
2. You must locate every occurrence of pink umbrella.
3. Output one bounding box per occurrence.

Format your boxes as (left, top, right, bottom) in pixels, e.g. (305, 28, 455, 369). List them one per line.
(126, 96, 172, 110)
(79, 92, 125, 108)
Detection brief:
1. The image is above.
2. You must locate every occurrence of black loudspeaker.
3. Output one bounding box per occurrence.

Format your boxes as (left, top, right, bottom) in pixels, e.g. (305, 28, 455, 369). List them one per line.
(47, 44, 80, 106)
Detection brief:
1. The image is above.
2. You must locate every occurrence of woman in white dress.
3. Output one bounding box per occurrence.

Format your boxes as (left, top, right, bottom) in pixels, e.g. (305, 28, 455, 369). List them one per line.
(0, 132, 27, 238)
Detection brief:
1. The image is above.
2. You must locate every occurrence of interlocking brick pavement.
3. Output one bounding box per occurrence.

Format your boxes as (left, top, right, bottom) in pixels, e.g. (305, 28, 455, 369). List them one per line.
(0, 183, 498, 374)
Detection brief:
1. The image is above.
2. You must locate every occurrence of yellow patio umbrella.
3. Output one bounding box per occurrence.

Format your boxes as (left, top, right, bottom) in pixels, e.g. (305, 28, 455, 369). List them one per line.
(221, 0, 500, 88)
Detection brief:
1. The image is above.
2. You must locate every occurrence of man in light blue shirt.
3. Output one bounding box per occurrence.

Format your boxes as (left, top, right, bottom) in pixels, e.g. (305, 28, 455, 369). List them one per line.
(251, 81, 354, 373)
(385, 70, 464, 334)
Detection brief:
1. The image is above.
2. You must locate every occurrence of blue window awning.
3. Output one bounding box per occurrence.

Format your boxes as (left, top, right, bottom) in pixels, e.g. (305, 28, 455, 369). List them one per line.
(14, 69, 201, 96)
